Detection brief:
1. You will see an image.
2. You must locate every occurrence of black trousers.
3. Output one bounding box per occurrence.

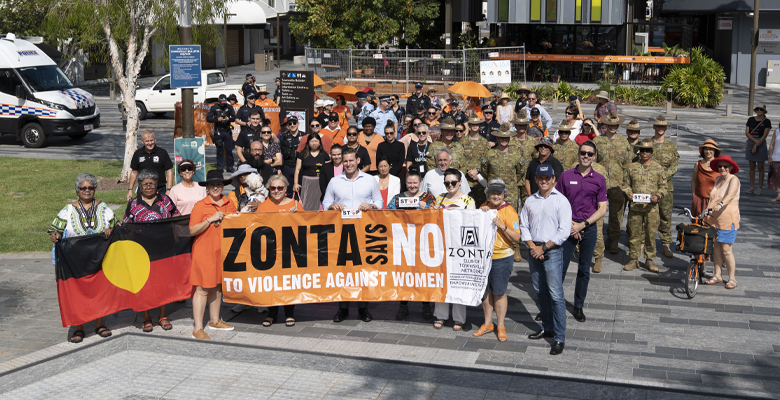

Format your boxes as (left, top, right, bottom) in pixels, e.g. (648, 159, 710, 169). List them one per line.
(267, 305, 295, 321)
(339, 301, 367, 309)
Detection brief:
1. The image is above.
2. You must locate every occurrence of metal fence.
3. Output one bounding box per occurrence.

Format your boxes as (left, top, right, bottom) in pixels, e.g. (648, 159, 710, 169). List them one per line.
(304, 46, 526, 93)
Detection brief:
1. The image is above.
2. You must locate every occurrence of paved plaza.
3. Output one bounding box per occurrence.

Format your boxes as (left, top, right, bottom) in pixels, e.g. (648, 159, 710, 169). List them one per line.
(1, 76, 780, 398)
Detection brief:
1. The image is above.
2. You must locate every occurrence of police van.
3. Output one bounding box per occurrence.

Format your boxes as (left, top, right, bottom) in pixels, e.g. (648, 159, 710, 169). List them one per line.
(0, 33, 100, 148)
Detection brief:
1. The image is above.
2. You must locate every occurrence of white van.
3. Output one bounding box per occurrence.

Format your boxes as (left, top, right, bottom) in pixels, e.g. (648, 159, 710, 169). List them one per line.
(0, 33, 100, 148)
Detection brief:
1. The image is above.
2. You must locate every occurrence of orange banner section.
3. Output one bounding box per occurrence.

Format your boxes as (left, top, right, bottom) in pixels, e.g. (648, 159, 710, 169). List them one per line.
(174, 102, 216, 145)
(221, 210, 450, 307)
(489, 53, 690, 64)
(261, 106, 281, 135)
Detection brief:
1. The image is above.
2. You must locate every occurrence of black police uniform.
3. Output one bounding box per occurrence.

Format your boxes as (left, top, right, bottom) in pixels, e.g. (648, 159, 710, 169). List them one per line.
(206, 102, 237, 172)
(479, 120, 500, 142)
(241, 81, 258, 99)
(405, 92, 431, 117)
(130, 146, 173, 192)
(235, 103, 266, 125)
(278, 129, 301, 196)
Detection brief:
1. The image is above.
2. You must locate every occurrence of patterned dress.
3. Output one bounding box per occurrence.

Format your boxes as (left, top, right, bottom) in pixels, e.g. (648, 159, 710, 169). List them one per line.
(48, 201, 117, 263)
(124, 194, 179, 222)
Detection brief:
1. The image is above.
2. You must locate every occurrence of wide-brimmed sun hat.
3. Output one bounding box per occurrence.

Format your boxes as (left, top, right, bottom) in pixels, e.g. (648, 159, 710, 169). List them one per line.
(754, 104, 768, 113)
(622, 118, 644, 131)
(498, 92, 513, 101)
(439, 117, 457, 130)
(652, 115, 669, 126)
(596, 90, 610, 101)
(633, 138, 655, 150)
(511, 109, 530, 125)
(599, 112, 625, 126)
(492, 123, 516, 138)
(467, 110, 483, 124)
(198, 170, 232, 187)
(709, 155, 739, 174)
(699, 139, 722, 158)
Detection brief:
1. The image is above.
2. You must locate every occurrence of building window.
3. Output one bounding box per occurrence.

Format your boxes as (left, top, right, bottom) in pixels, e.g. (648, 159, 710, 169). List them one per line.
(267, 0, 274, 8)
(546, 0, 557, 22)
(575, 0, 582, 22)
(498, 0, 509, 22)
(530, 0, 541, 22)
(591, 0, 602, 22)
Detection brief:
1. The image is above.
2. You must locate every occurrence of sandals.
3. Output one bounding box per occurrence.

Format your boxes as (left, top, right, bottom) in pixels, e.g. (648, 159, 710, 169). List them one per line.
(472, 323, 494, 337)
(746, 187, 755, 194)
(285, 318, 296, 327)
(433, 319, 444, 329)
(705, 276, 724, 285)
(142, 318, 153, 333)
(159, 317, 172, 331)
(95, 326, 112, 338)
(452, 322, 464, 331)
(262, 317, 274, 327)
(726, 279, 738, 289)
(497, 327, 508, 342)
(70, 329, 85, 343)
(754, 188, 762, 196)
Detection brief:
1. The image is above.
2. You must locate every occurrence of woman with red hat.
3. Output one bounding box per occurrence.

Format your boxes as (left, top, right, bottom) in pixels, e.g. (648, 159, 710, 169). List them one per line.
(704, 155, 741, 289)
(691, 139, 722, 216)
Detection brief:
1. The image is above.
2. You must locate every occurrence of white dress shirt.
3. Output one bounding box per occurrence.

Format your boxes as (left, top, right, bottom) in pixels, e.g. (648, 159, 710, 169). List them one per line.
(420, 168, 471, 198)
(519, 188, 572, 246)
(322, 170, 384, 210)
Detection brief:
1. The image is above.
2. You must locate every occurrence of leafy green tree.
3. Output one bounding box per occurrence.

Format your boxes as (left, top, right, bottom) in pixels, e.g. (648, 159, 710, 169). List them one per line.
(0, 0, 51, 37)
(290, 0, 440, 48)
(43, 0, 228, 180)
(662, 47, 725, 108)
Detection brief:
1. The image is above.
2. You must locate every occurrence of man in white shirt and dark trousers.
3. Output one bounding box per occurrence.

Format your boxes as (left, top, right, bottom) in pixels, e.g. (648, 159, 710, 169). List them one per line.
(322, 147, 383, 323)
(520, 164, 572, 355)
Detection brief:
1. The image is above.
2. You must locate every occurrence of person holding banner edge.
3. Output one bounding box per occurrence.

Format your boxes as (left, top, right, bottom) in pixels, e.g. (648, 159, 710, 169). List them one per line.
(189, 170, 238, 340)
(473, 179, 521, 342)
(322, 147, 383, 322)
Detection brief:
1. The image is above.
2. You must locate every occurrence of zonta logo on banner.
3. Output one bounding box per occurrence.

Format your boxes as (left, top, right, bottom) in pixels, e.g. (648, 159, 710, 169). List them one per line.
(220, 209, 497, 307)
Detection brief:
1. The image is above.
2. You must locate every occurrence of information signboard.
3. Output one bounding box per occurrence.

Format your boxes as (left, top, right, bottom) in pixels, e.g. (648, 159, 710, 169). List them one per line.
(278, 71, 314, 131)
(169, 45, 202, 88)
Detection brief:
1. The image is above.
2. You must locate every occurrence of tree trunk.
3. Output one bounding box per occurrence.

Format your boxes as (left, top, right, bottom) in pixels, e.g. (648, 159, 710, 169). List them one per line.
(120, 86, 139, 181)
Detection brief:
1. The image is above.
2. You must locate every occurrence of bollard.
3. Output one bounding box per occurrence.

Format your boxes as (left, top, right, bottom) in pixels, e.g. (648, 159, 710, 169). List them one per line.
(666, 88, 673, 114)
(726, 89, 733, 117)
(552, 97, 558, 111)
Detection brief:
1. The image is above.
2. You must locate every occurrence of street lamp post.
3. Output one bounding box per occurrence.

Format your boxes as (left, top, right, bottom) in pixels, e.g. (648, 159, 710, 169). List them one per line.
(179, 0, 194, 138)
(748, 0, 760, 115)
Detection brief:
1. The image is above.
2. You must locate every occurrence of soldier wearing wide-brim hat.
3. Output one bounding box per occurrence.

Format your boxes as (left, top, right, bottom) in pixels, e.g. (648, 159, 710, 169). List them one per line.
(553, 121, 578, 170)
(598, 112, 625, 126)
(511, 109, 530, 125)
(425, 116, 464, 173)
(621, 137, 668, 273)
(622, 118, 644, 148)
(648, 114, 679, 258)
(439, 116, 457, 130)
(493, 122, 516, 138)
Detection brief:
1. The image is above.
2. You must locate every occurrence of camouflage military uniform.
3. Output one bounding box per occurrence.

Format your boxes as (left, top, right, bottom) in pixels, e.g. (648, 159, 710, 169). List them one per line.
(651, 139, 679, 244)
(553, 139, 579, 170)
(621, 161, 668, 260)
(591, 162, 608, 260)
(460, 134, 491, 206)
(514, 135, 539, 205)
(425, 140, 465, 172)
(481, 147, 525, 209)
(593, 134, 633, 246)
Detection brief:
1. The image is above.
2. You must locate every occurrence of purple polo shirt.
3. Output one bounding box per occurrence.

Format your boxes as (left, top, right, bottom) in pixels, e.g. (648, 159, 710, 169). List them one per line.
(555, 167, 607, 221)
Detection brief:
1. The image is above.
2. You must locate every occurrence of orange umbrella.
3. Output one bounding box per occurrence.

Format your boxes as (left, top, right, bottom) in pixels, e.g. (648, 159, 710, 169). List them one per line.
(448, 81, 492, 98)
(327, 85, 359, 101)
(313, 74, 325, 86)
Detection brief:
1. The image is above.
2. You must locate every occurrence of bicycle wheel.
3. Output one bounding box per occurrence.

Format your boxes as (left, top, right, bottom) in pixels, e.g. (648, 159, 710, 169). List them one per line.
(685, 259, 699, 299)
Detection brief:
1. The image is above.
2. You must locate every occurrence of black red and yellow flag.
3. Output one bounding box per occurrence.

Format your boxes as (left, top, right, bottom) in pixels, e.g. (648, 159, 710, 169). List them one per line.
(54, 216, 194, 327)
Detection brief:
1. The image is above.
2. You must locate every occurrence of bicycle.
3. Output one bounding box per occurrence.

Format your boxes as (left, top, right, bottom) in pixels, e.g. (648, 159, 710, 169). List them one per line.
(674, 207, 716, 299)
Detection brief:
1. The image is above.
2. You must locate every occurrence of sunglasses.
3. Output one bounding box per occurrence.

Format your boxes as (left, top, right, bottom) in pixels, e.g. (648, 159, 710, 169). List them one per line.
(456, 129, 465, 132)
(413, 123, 420, 127)
(444, 180, 459, 187)
(78, 186, 95, 191)
(311, 124, 320, 128)
(717, 164, 731, 169)
(288, 121, 298, 125)
(528, 97, 537, 100)
(179, 165, 195, 171)
(347, 133, 358, 137)
(639, 148, 653, 153)
(579, 151, 595, 157)
(269, 186, 285, 191)
(565, 111, 574, 115)
(261, 130, 272, 134)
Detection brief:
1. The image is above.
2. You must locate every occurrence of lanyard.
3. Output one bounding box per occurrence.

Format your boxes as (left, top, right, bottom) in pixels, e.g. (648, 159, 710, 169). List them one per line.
(416, 141, 429, 161)
(78, 200, 96, 229)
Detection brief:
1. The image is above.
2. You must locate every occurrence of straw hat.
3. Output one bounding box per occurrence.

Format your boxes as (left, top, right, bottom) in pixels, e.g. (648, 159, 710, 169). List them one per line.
(652, 115, 669, 126)
(698, 139, 721, 158)
(439, 117, 457, 130)
(599, 111, 625, 126)
(622, 118, 644, 130)
(517, 84, 531, 93)
(709, 155, 739, 174)
(492, 123, 516, 138)
(467, 110, 483, 125)
(596, 90, 610, 100)
(499, 92, 513, 101)
(511, 109, 530, 125)
(633, 138, 655, 150)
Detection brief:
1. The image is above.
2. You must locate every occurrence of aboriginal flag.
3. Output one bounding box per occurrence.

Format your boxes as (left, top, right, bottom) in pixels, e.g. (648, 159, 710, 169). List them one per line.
(54, 216, 193, 327)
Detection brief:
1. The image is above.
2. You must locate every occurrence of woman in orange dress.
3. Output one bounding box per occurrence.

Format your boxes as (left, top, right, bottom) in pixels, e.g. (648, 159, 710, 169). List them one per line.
(333, 95, 352, 133)
(690, 139, 721, 215)
(256, 174, 303, 326)
(189, 170, 237, 340)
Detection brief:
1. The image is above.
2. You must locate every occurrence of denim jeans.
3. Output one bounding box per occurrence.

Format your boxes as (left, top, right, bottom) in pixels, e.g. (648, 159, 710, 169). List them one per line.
(528, 246, 566, 343)
(561, 223, 597, 308)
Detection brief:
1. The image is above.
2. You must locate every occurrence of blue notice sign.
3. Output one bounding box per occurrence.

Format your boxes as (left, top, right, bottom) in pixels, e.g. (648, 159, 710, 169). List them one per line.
(170, 45, 202, 88)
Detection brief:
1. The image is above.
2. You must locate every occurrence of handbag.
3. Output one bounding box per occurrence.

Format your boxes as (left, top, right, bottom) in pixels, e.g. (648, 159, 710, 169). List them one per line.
(675, 223, 718, 255)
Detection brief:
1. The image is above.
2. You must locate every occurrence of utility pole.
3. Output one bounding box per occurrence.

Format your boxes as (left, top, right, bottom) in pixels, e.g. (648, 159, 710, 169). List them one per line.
(224, 13, 236, 76)
(445, 0, 452, 51)
(748, 0, 760, 115)
(179, 0, 194, 138)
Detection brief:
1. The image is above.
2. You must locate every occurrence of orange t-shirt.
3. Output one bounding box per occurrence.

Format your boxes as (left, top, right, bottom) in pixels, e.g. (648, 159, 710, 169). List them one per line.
(332, 106, 351, 133)
(256, 198, 303, 212)
(322, 126, 345, 146)
(189, 195, 237, 288)
(357, 132, 383, 171)
(481, 202, 520, 259)
(255, 98, 277, 107)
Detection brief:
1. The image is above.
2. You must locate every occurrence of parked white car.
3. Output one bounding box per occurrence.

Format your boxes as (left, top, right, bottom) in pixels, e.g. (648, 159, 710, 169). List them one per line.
(134, 70, 264, 119)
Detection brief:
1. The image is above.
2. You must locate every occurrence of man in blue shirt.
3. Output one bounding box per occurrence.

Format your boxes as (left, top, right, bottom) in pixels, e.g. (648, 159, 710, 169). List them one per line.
(369, 96, 398, 137)
(521, 91, 553, 130)
(355, 92, 375, 130)
(322, 147, 383, 323)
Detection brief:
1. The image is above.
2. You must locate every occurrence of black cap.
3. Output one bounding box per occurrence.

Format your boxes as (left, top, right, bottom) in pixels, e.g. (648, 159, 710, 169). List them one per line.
(530, 107, 541, 116)
(218, 94, 227, 102)
(328, 114, 339, 122)
(285, 115, 298, 124)
(246, 93, 257, 100)
(356, 92, 368, 100)
(379, 95, 391, 102)
(415, 82, 423, 88)
(366, 89, 375, 96)
(245, 73, 253, 79)
(481, 105, 493, 112)
(227, 94, 237, 101)
(362, 117, 377, 126)
(451, 100, 459, 106)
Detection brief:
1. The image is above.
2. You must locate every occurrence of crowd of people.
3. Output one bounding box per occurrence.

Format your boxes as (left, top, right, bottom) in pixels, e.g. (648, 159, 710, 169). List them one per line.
(48, 84, 745, 356)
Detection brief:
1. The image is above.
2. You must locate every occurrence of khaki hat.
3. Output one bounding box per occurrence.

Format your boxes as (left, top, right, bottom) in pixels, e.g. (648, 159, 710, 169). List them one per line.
(754, 104, 768, 113)
(511, 109, 530, 125)
(633, 138, 655, 150)
(652, 115, 669, 126)
(492, 123, 516, 138)
(599, 111, 625, 126)
(439, 117, 457, 130)
(517, 84, 531, 93)
(499, 92, 513, 101)
(622, 118, 644, 130)
(467, 110, 483, 124)
(556, 120, 574, 133)
(596, 90, 610, 100)
(699, 139, 721, 158)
